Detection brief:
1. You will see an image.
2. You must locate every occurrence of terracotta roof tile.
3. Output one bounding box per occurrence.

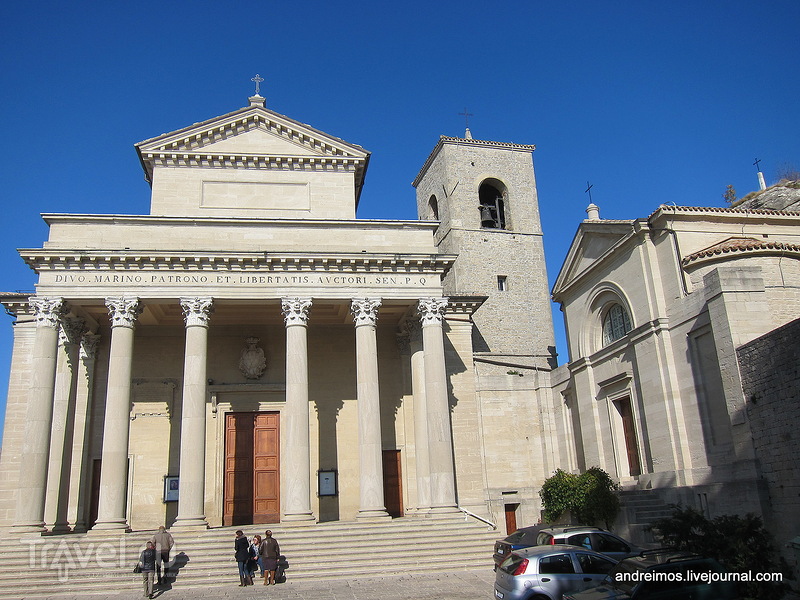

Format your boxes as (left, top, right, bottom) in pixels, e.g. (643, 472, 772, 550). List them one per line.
(682, 236, 800, 266)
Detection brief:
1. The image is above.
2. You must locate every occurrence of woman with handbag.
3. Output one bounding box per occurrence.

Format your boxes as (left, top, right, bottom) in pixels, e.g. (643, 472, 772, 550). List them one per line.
(259, 530, 280, 585)
(137, 541, 157, 599)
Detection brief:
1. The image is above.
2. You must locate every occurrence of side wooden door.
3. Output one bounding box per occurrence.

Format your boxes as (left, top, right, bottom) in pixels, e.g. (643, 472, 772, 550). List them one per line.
(382, 449, 403, 518)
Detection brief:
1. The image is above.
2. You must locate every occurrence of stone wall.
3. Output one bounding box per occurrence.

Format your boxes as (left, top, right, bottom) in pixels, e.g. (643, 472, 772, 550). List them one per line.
(738, 318, 800, 571)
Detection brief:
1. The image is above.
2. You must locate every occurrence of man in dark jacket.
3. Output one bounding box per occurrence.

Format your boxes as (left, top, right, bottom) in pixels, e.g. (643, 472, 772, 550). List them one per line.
(234, 530, 253, 586)
(138, 541, 157, 599)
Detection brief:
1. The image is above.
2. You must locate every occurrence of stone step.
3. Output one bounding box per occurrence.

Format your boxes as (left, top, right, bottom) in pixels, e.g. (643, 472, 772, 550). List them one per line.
(0, 516, 499, 599)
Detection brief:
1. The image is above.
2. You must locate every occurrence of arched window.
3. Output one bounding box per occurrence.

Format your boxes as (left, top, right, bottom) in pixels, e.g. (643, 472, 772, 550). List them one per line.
(428, 195, 439, 220)
(479, 180, 506, 229)
(602, 303, 632, 346)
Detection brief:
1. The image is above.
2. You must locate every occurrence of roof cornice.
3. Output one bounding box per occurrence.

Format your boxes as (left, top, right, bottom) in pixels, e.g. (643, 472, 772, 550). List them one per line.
(649, 204, 800, 221)
(412, 135, 535, 188)
(20, 250, 457, 276)
(39, 213, 439, 231)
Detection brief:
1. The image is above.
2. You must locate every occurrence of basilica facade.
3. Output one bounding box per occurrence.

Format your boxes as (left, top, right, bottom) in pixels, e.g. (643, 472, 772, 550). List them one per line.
(0, 94, 556, 533)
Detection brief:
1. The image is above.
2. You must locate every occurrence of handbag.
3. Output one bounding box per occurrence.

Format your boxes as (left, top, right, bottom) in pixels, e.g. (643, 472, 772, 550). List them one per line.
(133, 563, 142, 574)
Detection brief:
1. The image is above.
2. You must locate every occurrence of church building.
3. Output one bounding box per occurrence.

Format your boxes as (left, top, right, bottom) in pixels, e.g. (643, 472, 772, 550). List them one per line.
(0, 92, 557, 534)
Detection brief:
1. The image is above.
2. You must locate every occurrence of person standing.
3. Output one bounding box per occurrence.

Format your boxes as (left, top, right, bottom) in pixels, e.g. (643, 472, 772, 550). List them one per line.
(150, 525, 174, 586)
(138, 541, 157, 599)
(259, 530, 280, 585)
(234, 530, 253, 586)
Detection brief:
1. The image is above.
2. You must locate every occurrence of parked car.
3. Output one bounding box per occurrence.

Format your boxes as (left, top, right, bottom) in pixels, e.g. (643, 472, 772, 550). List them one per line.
(494, 544, 617, 600)
(536, 526, 641, 561)
(562, 550, 739, 600)
(493, 525, 546, 566)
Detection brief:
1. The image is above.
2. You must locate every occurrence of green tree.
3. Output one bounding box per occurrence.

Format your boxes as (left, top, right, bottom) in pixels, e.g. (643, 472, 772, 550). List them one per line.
(539, 467, 620, 528)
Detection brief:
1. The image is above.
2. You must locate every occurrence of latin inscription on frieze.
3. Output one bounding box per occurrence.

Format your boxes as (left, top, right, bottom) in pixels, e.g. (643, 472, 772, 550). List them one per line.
(48, 270, 433, 288)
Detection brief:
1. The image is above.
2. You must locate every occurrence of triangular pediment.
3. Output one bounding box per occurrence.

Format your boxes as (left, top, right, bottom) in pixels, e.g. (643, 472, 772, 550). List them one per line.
(552, 221, 635, 298)
(188, 126, 318, 156)
(135, 102, 370, 185)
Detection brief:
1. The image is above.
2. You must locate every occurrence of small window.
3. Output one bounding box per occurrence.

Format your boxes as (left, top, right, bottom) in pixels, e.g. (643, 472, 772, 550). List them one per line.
(602, 303, 632, 346)
(497, 276, 508, 291)
(428, 195, 439, 220)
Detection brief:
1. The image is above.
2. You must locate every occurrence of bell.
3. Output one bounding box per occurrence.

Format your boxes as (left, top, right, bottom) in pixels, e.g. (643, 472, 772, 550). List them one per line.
(480, 205, 495, 227)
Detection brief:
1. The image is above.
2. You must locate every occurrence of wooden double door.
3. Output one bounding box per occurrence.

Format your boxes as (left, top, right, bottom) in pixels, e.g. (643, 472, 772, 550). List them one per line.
(224, 412, 280, 525)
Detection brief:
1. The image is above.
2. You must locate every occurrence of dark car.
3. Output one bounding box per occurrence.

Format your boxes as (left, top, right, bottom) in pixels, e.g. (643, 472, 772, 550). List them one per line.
(493, 525, 546, 566)
(562, 550, 739, 600)
(495, 544, 617, 600)
(536, 526, 641, 561)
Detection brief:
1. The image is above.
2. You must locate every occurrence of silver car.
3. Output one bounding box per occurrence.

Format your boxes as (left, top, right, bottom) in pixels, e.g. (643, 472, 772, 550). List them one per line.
(494, 544, 617, 600)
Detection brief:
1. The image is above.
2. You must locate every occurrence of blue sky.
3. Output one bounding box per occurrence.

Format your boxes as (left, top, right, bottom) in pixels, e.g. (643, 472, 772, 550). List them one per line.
(1, 1, 798, 445)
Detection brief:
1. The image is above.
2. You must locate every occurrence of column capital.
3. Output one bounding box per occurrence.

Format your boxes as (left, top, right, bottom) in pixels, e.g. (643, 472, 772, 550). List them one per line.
(29, 296, 67, 329)
(59, 316, 87, 348)
(351, 298, 382, 327)
(418, 297, 449, 326)
(80, 332, 101, 362)
(105, 297, 143, 329)
(180, 297, 214, 327)
(281, 297, 312, 326)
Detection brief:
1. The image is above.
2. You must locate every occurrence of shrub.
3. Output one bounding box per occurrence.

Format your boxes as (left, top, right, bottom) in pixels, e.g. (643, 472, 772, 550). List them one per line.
(648, 506, 792, 600)
(539, 467, 620, 528)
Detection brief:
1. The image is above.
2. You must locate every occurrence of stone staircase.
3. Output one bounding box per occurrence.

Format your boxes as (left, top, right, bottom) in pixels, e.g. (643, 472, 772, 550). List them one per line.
(619, 488, 674, 544)
(0, 514, 499, 598)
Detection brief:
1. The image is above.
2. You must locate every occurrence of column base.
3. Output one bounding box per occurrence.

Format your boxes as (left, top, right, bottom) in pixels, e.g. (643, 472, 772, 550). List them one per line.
(50, 523, 72, 534)
(356, 509, 392, 521)
(170, 516, 208, 531)
(282, 512, 316, 524)
(87, 519, 131, 534)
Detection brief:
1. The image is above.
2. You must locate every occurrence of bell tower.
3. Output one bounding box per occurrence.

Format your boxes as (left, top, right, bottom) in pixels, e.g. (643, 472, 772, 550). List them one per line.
(412, 134, 556, 371)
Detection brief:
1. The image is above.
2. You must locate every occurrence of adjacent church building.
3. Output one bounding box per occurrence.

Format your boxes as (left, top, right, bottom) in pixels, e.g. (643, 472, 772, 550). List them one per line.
(0, 91, 797, 569)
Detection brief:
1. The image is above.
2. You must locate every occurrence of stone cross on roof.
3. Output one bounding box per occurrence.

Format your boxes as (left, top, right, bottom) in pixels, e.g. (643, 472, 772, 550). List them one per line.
(251, 74, 264, 96)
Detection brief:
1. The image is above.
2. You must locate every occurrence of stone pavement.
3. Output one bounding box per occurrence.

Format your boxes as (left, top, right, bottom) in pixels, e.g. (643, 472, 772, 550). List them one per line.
(25, 569, 497, 600)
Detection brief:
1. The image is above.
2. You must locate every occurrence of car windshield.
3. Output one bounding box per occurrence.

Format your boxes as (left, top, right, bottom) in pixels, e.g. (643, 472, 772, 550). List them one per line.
(505, 529, 537, 544)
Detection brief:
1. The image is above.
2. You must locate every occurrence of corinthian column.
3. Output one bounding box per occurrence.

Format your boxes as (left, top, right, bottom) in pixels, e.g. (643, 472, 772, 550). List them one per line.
(173, 297, 213, 529)
(351, 298, 389, 520)
(418, 297, 457, 513)
(92, 297, 142, 531)
(405, 319, 431, 513)
(46, 316, 85, 533)
(69, 332, 100, 531)
(12, 297, 66, 533)
(281, 298, 315, 522)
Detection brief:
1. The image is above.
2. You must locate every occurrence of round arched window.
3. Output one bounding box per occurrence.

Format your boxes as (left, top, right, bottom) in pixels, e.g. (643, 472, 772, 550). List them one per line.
(602, 303, 632, 346)
(478, 180, 506, 229)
